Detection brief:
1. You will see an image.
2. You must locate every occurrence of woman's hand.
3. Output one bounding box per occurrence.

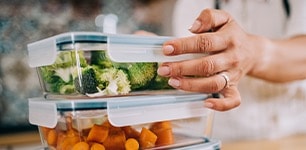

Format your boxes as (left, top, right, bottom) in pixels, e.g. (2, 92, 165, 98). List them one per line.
(157, 9, 265, 111)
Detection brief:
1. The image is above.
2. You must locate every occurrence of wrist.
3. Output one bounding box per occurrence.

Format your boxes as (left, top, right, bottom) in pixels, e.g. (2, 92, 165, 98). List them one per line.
(247, 35, 276, 80)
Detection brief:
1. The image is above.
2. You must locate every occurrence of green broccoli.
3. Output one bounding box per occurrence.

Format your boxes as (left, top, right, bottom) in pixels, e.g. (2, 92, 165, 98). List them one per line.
(74, 66, 99, 94)
(59, 84, 75, 94)
(148, 75, 173, 90)
(86, 67, 131, 97)
(52, 51, 87, 68)
(40, 66, 75, 94)
(90, 51, 113, 68)
(114, 62, 158, 90)
(39, 51, 88, 94)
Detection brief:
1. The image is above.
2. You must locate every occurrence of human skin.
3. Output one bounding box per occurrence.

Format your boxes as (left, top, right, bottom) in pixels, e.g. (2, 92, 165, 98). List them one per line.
(157, 9, 306, 111)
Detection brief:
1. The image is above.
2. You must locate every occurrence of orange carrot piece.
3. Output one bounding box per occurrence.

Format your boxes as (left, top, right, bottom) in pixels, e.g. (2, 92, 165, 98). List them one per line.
(72, 141, 90, 150)
(150, 121, 172, 132)
(90, 143, 105, 150)
(125, 138, 139, 150)
(154, 129, 174, 146)
(82, 128, 91, 139)
(87, 124, 109, 143)
(40, 126, 52, 139)
(122, 126, 140, 139)
(101, 120, 112, 128)
(58, 136, 80, 150)
(55, 131, 66, 150)
(46, 129, 58, 147)
(139, 127, 157, 149)
(57, 116, 81, 150)
(103, 127, 126, 150)
(150, 121, 174, 146)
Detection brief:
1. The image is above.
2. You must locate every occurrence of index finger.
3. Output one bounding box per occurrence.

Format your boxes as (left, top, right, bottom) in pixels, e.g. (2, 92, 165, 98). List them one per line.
(190, 8, 232, 33)
(163, 33, 228, 55)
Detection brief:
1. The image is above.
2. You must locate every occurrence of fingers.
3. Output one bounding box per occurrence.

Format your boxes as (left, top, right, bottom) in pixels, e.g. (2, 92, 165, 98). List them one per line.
(158, 52, 233, 77)
(163, 33, 228, 55)
(164, 73, 240, 111)
(167, 73, 230, 93)
(189, 8, 232, 33)
(159, 8, 241, 111)
(133, 30, 157, 36)
(163, 9, 232, 56)
(204, 86, 241, 111)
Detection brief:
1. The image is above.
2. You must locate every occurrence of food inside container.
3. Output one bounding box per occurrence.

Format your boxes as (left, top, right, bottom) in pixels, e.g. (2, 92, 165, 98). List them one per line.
(27, 32, 205, 99)
(28, 94, 220, 150)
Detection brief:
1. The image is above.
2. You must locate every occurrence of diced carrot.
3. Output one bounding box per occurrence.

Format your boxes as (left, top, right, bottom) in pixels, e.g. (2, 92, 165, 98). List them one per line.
(87, 124, 109, 143)
(46, 129, 58, 147)
(72, 141, 90, 150)
(57, 116, 81, 150)
(101, 119, 112, 128)
(40, 126, 52, 139)
(122, 126, 140, 139)
(150, 121, 172, 132)
(139, 127, 157, 149)
(82, 128, 91, 138)
(66, 116, 78, 137)
(154, 129, 174, 147)
(125, 138, 139, 150)
(58, 136, 80, 150)
(55, 131, 66, 149)
(90, 143, 105, 150)
(150, 121, 174, 146)
(103, 127, 126, 150)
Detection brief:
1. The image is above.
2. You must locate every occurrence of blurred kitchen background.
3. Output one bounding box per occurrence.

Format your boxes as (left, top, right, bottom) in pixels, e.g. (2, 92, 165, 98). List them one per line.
(1, 0, 306, 150)
(0, 0, 174, 148)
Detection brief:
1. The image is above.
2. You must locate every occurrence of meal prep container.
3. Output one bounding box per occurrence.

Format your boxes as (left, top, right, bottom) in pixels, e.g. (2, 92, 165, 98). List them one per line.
(28, 32, 220, 150)
(27, 32, 205, 99)
(29, 93, 220, 150)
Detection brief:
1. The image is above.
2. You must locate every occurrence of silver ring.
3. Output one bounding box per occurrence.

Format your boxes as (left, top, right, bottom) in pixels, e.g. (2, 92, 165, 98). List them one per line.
(219, 72, 230, 89)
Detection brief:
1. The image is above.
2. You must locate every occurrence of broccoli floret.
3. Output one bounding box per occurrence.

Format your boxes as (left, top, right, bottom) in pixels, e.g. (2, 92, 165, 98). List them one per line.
(90, 51, 113, 68)
(40, 70, 74, 94)
(148, 75, 173, 90)
(74, 66, 99, 94)
(59, 84, 75, 94)
(98, 67, 131, 95)
(48, 77, 67, 93)
(52, 51, 87, 68)
(39, 51, 88, 94)
(114, 62, 158, 90)
(86, 67, 131, 97)
(40, 66, 75, 94)
(40, 67, 58, 84)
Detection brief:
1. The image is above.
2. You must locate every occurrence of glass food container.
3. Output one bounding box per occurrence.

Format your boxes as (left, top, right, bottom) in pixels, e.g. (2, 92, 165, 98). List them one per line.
(29, 93, 220, 150)
(28, 32, 220, 150)
(27, 32, 205, 99)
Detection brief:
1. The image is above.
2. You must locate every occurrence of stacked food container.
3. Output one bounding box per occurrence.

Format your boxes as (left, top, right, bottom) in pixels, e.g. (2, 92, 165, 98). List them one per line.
(27, 32, 221, 150)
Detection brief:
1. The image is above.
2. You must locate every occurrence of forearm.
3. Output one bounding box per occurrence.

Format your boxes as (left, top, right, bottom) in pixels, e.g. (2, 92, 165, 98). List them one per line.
(249, 35, 306, 83)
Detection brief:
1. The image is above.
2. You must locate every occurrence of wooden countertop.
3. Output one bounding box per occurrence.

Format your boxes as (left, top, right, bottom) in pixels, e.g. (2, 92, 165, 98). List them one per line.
(222, 134, 306, 150)
(0, 131, 41, 146)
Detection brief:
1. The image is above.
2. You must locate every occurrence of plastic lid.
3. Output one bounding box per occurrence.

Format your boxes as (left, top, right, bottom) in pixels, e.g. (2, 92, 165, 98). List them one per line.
(27, 32, 206, 67)
(107, 34, 206, 62)
(27, 32, 107, 67)
(29, 93, 212, 128)
(107, 93, 211, 127)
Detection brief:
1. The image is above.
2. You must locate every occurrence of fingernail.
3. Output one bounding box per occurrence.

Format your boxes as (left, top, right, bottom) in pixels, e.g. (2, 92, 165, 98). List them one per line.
(163, 45, 174, 54)
(157, 66, 170, 76)
(188, 20, 201, 32)
(204, 102, 214, 108)
(168, 78, 180, 87)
